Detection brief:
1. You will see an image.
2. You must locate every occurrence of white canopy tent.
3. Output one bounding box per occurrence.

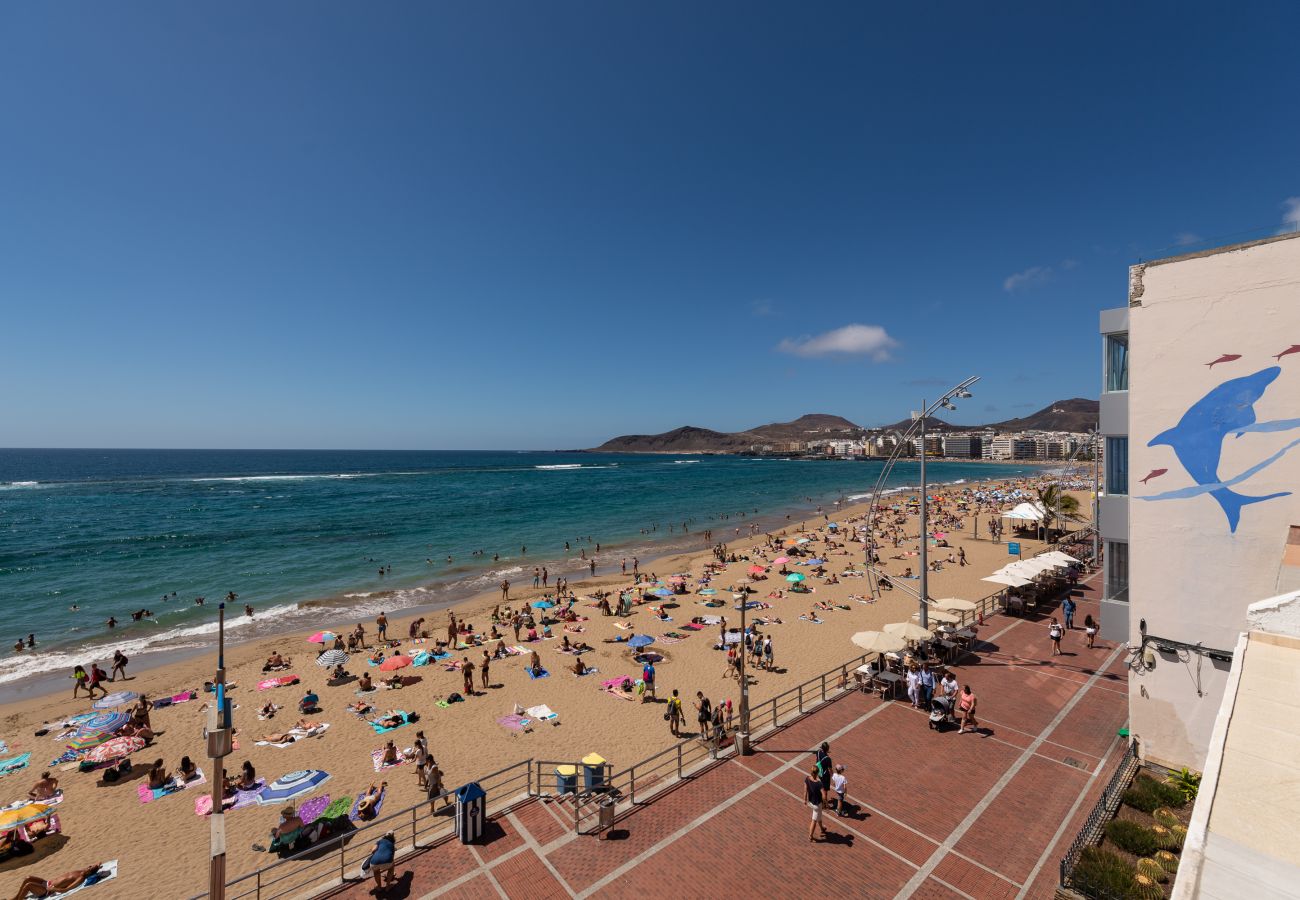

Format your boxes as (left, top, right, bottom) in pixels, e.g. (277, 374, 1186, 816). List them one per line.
(1001, 502, 1047, 522)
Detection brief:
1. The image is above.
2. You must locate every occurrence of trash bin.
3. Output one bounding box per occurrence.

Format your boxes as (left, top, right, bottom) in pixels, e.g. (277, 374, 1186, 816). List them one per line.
(555, 764, 577, 795)
(581, 753, 606, 792)
(597, 796, 616, 838)
(455, 782, 486, 844)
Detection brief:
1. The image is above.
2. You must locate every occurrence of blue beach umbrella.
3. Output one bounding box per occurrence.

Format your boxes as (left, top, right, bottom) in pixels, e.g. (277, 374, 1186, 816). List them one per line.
(93, 691, 139, 710)
(806, 559, 825, 565)
(627, 635, 655, 649)
(75, 711, 131, 734)
(785, 573, 806, 583)
(257, 770, 332, 805)
(652, 588, 674, 598)
(531, 600, 555, 609)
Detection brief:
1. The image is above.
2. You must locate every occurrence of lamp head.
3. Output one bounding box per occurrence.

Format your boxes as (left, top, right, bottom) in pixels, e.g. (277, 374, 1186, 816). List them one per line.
(957, 389, 973, 399)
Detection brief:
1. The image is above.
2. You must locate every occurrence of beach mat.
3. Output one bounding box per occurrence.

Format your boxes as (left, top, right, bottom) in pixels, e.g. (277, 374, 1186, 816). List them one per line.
(138, 768, 206, 804)
(44, 860, 118, 898)
(369, 713, 412, 734)
(298, 793, 332, 825)
(350, 786, 386, 822)
(195, 779, 264, 816)
(0, 751, 32, 776)
(321, 795, 353, 820)
(371, 747, 409, 772)
(525, 668, 549, 680)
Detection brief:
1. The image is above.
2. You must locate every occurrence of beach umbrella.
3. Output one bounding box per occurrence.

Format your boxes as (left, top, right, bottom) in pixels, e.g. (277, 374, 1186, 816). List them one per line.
(850, 631, 906, 654)
(84, 735, 146, 764)
(884, 622, 933, 641)
(699, 588, 717, 596)
(315, 649, 349, 668)
(773, 557, 790, 565)
(734, 578, 753, 586)
(307, 631, 336, 644)
(379, 654, 412, 671)
(627, 635, 655, 649)
(0, 803, 55, 832)
(747, 565, 765, 575)
(914, 609, 959, 625)
(785, 573, 805, 583)
(73, 711, 130, 736)
(652, 588, 674, 597)
(531, 599, 555, 609)
(807, 558, 825, 565)
(92, 691, 138, 710)
(933, 597, 976, 612)
(258, 770, 331, 805)
(982, 573, 1033, 588)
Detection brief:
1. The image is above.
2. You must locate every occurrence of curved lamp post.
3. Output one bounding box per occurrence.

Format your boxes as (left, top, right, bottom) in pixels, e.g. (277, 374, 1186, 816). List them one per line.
(864, 376, 980, 629)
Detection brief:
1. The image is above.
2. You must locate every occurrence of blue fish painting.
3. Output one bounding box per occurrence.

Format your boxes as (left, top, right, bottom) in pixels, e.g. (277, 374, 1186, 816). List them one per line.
(1143, 366, 1300, 532)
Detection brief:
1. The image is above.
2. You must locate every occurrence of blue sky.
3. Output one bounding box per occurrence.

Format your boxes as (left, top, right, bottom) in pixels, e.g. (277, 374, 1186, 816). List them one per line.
(4, 2, 1299, 449)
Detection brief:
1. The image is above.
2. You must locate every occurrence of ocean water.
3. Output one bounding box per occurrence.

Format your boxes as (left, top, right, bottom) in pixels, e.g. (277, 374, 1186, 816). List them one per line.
(0, 449, 1035, 686)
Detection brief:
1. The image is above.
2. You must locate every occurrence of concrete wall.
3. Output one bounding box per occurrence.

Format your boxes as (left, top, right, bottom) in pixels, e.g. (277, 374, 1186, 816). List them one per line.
(1128, 232, 1300, 770)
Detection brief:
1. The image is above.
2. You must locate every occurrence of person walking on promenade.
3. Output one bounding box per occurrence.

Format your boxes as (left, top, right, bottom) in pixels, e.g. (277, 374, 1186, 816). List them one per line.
(815, 742, 833, 808)
(1062, 595, 1076, 630)
(1084, 614, 1097, 648)
(958, 684, 979, 734)
(1048, 618, 1064, 656)
(805, 766, 827, 841)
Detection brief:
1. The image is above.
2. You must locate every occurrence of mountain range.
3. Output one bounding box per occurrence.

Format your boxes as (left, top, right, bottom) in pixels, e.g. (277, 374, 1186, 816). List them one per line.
(592, 400, 1097, 453)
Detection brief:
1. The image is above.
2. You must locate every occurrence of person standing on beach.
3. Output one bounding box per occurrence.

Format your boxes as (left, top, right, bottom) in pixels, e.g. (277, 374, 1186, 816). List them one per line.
(461, 657, 475, 696)
(111, 650, 129, 681)
(480, 650, 491, 689)
(447, 615, 457, 647)
(500, 579, 510, 601)
(589, 558, 596, 576)
(376, 612, 388, 642)
(667, 690, 683, 736)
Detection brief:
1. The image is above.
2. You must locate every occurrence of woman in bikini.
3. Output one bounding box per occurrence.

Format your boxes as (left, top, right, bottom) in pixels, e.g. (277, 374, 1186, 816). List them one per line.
(9, 865, 105, 900)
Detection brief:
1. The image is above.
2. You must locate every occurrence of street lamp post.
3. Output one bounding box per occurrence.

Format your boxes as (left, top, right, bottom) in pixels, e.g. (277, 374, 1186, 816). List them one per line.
(918, 402, 930, 630)
(207, 603, 234, 900)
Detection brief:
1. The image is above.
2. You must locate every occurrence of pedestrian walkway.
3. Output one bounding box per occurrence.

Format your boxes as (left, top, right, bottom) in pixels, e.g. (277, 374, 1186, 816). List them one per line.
(321, 575, 1128, 899)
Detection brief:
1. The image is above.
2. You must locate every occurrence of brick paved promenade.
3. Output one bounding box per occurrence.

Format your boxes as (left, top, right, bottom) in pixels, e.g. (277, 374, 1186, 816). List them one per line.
(322, 576, 1127, 900)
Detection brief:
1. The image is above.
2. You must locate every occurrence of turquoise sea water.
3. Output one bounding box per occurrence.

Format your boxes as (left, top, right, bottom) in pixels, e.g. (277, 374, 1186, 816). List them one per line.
(0, 449, 1035, 686)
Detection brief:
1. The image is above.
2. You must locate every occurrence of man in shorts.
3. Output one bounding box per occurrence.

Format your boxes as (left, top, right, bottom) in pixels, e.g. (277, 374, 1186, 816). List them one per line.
(830, 764, 847, 815)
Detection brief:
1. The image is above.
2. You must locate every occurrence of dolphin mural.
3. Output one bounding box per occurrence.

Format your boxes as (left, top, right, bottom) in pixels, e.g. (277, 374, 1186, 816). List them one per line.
(1274, 344, 1300, 361)
(1205, 353, 1241, 369)
(1144, 366, 1298, 532)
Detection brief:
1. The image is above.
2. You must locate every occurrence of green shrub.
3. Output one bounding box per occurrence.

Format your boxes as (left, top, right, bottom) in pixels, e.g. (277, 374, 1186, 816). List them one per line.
(1135, 774, 1187, 808)
(1164, 767, 1201, 803)
(1072, 847, 1137, 898)
(1106, 819, 1161, 856)
(1154, 850, 1179, 873)
(1123, 785, 1161, 813)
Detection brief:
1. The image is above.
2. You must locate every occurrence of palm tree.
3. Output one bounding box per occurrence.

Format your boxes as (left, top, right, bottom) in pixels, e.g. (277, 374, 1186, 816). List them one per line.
(1036, 483, 1081, 533)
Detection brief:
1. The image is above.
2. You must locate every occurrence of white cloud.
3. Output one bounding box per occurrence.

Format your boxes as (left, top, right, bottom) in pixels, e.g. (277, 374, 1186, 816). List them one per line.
(1003, 265, 1052, 292)
(1174, 232, 1201, 246)
(1283, 197, 1300, 232)
(777, 324, 898, 361)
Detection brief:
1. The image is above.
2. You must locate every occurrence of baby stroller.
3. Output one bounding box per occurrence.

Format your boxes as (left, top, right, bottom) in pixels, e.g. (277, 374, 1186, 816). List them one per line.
(929, 695, 956, 730)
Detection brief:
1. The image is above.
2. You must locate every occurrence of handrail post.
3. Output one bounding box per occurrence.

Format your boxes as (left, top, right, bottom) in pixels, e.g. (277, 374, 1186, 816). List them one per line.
(411, 806, 418, 849)
(339, 841, 345, 885)
(630, 766, 636, 805)
(676, 743, 682, 780)
(820, 673, 826, 702)
(798, 684, 803, 713)
(771, 697, 777, 728)
(257, 870, 262, 900)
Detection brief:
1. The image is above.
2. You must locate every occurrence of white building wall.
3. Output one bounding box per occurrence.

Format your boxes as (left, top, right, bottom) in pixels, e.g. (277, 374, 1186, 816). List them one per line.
(1127, 233, 1300, 770)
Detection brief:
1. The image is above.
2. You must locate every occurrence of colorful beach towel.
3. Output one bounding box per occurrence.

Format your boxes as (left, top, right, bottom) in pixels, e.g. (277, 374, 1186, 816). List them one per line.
(151, 690, 198, 709)
(137, 769, 206, 803)
(350, 786, 386, 822)
(255, 723, 330, 748)
(195, 779, 264, 816)
(371, 747, 409, 772)
(256, 676, 299, 691)
(368, 712, 412, 734)
(496, 714, 532, 732)
(321, 795, 353, 820)
(0, 752, 32, 776)
(798, 615, 824, 624)
(298, 793, 332, 825)
(681, 623, 704, 631)
(525, 667, 549, 679)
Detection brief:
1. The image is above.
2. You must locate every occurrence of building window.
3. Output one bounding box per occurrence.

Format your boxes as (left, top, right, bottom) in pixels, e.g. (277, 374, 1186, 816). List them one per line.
(1106, 333, 1129, 392)
(1106, 436, 1128, 495)
(1106, 541, 1129, 602)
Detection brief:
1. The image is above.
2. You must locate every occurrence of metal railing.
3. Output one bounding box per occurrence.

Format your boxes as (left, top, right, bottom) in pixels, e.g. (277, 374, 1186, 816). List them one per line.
(190, 758, 533, 900)
(1059, 738, 1140, 896)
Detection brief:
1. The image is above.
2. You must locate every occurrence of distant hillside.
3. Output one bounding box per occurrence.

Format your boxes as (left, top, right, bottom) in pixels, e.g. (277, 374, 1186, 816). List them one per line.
(592, 399, 1097, 453)
(747, 414, 861, 442)
(992, 398, 1098, 433)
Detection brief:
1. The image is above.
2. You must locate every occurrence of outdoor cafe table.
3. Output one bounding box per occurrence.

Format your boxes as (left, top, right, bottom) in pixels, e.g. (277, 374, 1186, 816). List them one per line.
(870, 670, 902, 700)
(935, 639, 959, 663)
